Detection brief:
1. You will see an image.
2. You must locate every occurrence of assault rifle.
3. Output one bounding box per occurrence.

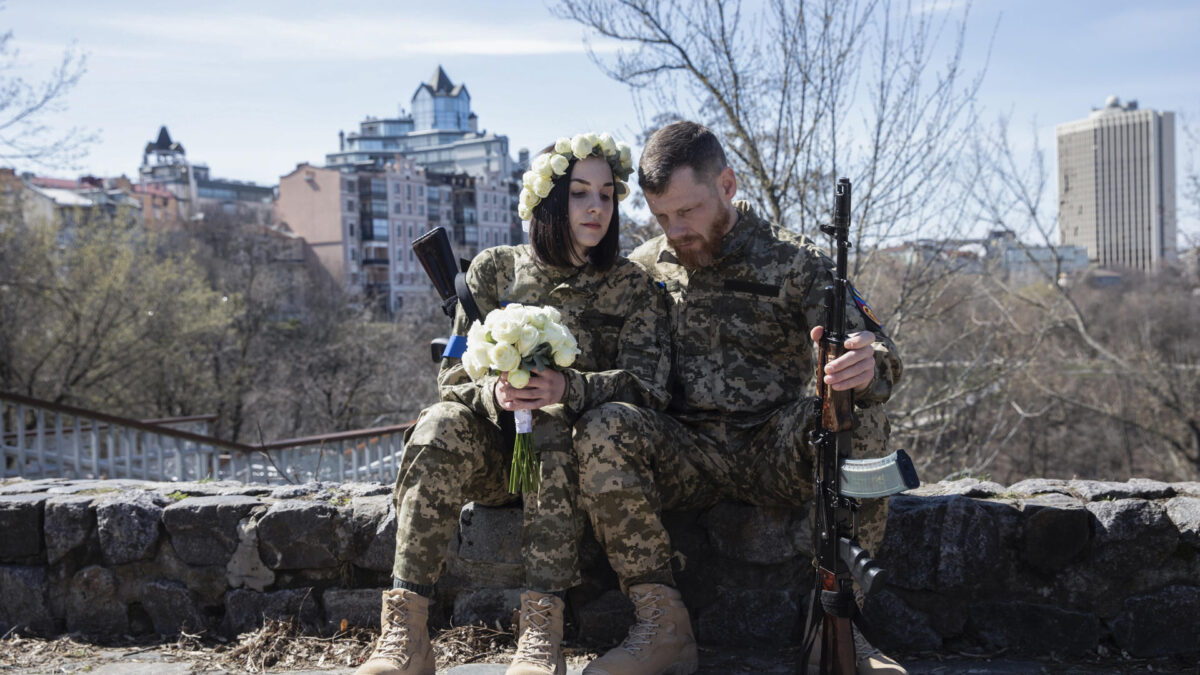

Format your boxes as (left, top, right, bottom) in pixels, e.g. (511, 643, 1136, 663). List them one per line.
(412, 226, 482, 362)
(801, 178, 920, 674)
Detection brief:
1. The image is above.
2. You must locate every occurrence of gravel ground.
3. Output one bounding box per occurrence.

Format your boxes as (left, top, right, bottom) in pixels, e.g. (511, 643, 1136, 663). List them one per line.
(2, 628, 1196, 674)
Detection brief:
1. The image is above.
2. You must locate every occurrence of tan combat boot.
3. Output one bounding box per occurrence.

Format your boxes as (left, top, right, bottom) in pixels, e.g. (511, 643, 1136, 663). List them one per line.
(582, 584, 698, 675)
(354, 588, 435, 675)
(852, 626, 905, 674)
(507, 590, 567, 675)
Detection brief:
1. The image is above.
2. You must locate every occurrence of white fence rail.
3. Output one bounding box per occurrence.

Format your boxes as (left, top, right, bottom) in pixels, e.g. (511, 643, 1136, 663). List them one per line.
(1, 392, 410, 484)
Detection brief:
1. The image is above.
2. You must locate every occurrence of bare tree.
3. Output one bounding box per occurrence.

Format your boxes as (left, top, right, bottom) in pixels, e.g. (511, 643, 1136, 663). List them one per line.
(0, 21, 96, 168)
(555, 0, 987, 261)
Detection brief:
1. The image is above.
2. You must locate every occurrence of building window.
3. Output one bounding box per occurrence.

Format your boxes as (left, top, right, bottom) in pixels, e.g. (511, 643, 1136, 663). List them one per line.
(348, 223, 356, 237)
(419, 204, 425, 216)
(406, 184, 412, 200)
(346, 199, 355, 211)
(406, 203, 412, 214)
(418, 185, 425, 197)
(394, 202, 402, 213)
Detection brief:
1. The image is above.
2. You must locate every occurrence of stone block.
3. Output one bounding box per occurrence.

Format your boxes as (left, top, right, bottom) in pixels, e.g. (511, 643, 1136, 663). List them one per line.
(0, 493, 48, 560)
(860, 589, 941, 653)
(1085, 499, 1178, 577)
(452, 587, 522, 629)
(909, 478, 1007, 498)
(1006, 478, 1074, 497)
(696, 587, 796, 645)
(95, 491, 168, 565)
(0, 565, 55, 635)
(1070, 479, 1175, 501)
(323, 588, 384, 632)
(967, 601, 1099, 656)
(66, 565, 128, 636)
(141, 579, 206, 635)
(574, 589, 634, 648)
(162, 495, 263, 566)
(878, 495, 1016, 592)
(1165, 496, 1200, 548)
(226, 516, 275, 591)
(1109, 585, 1200, 657)
(356, 500, 398, 572)
(457, 503, 522, 565)
(223, 587, 319, 636)
(342, 495, 390, 568)
(44, 495, 97, 565)
(256, 500, 345, 569)
(1020, 498, 1091, 572)
(700, 503, 808, 565)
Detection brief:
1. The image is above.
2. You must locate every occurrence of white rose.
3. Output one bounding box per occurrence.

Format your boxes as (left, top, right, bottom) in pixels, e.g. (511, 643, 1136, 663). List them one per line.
(553, 344, 579, 368)
(570, 134, 592, 160)
(554, 137, 572, 154)
(585, 132, 600, 150)
(466, 320, 490, 346)
(463, 348, 489, 379)
(544, 306, 562, 324)
(549, 154, 569, 176)
(490, 318, 521, 344)
(489, 342, 521, 373)
(517, 324, 540, 355)
(598, 132, 617, 156)
(519, 188, 535, 209)
(533, 175, 553, 199)
(531, 153, 551, 174)
(522, 170, 537, 189)
(518, 205, 532, 221)
(507, 368, 531, 389)
(617, 141, 632, 163)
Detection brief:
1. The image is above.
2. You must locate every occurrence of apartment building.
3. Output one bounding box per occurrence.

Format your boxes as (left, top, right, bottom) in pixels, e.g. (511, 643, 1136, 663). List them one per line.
(1057, 96, 1177, 273)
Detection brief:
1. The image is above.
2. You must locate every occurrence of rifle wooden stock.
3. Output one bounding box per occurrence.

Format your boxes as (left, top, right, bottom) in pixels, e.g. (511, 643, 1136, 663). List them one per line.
(818, 340, 854, 432)
(819, 569, 856, 675)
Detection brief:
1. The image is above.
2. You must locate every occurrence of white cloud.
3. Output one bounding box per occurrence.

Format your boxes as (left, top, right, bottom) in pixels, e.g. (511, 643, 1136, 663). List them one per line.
(92, 13, 619, 62)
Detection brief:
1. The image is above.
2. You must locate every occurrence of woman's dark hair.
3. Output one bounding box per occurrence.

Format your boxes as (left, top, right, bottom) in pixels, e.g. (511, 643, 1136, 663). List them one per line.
(528, 144, 620, 271)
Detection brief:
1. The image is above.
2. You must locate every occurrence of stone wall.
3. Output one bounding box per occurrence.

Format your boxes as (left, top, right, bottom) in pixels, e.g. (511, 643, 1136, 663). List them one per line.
(1, 477, 1198, 659)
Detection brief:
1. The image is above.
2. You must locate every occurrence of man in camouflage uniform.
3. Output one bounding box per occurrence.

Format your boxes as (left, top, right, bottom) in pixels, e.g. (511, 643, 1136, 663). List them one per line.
(576, 122, 906, 675)
(357, 243, 669, 675)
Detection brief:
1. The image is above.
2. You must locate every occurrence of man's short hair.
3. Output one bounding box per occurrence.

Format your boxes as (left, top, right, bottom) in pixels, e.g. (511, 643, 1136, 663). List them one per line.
(637, 121, 728, 195)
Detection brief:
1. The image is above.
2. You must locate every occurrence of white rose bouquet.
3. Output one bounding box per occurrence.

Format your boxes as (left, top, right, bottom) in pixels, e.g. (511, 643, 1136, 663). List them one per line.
(462, 303, 580, 493)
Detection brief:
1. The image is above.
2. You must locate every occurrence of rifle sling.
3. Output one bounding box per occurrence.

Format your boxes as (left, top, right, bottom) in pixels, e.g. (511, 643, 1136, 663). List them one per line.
(454, 272, 483, 324)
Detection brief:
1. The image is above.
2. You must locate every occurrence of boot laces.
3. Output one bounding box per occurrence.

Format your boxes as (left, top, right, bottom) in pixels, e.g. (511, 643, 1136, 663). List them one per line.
(514, 596, 555, 664)
(619, 589, 665, 655)
(374, 593, 413, 666)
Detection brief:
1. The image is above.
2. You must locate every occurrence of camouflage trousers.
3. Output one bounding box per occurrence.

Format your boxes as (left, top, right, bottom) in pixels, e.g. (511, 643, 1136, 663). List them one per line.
(574, 399, 891, 590)
(392, 401, 584, 592)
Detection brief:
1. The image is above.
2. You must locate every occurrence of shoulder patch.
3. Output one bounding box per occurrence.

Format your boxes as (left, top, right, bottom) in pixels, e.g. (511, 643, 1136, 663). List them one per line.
(849, 283, 883, 333)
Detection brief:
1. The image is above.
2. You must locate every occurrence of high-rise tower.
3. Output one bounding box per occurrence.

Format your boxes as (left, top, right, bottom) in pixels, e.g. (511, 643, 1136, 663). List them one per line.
(1056, 96, 1176, 272)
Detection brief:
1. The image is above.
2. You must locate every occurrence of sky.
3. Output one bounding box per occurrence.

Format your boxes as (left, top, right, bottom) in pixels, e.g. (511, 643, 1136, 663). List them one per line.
(6, 0, 1200, 242)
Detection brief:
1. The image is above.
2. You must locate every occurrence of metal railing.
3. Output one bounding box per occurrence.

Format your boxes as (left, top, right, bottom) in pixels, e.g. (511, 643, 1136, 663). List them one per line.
(1, 392, 411, 484)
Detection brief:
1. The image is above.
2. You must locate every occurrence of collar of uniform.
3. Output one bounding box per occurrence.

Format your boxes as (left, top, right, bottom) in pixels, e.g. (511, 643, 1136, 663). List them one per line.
(519, 245, 588, 284)
(717, 200, 762, 261)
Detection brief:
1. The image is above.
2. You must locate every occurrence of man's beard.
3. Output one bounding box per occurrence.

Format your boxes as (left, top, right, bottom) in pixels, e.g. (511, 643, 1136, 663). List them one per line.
(668, 206, 729, 269)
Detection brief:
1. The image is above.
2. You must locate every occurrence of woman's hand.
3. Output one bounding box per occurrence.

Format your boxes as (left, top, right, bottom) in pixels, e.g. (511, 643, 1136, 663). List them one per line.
(494, 369, 567, 411)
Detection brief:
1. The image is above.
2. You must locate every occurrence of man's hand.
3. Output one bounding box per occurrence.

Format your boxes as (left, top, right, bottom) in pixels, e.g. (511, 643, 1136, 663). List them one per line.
(494, 369, 567, 411)
(810, 326, 876, 394)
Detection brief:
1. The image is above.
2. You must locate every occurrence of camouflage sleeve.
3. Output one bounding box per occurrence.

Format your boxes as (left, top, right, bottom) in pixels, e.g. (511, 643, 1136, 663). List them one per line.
(791, 245, 903, 408)
(560, 267, 671, 414)
(437, 248, 505, 423)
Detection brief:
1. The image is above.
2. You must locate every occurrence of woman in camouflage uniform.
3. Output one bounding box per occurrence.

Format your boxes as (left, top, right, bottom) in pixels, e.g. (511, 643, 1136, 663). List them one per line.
(356, 134, 670, 675)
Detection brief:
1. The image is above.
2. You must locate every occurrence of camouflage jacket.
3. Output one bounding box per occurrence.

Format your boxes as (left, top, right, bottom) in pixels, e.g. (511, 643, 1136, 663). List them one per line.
(439, 244, 671, 423)
(629, 201, 903, 428)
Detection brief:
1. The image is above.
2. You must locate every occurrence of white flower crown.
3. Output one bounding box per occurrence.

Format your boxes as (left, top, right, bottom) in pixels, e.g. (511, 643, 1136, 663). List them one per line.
(518, 132, 634, 222)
